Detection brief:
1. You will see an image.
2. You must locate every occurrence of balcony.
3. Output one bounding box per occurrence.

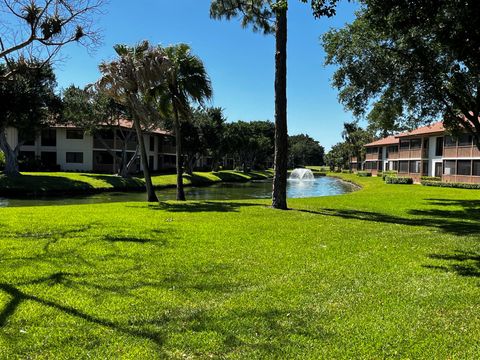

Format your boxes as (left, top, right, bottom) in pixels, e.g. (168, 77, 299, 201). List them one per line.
(365, 153, 380, 161)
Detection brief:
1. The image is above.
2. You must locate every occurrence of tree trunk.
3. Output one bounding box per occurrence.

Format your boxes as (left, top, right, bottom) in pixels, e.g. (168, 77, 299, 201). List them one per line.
(0, 129, 20, 177)
(173, 106, 186, 201)
(272, 7, 288, 210)
(132, 118, 158, 202)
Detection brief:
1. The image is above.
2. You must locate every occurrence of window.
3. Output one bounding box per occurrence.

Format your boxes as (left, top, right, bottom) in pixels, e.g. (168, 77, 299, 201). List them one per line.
(400, 140, 410, 150)
(96, 129, 114, 140)
(444, 160, 456, 175)
(41, 151, 57, 166)
(378, 161, 383, 172)
(95, 152, 113, 165)
(387, 145, 398, 153)
(18, 130, 35, 146)
(66, 129, 84, 140)
(399, 161, 409, 173)
(444, 135, 456, 148)
(473, 161, 480, 176)
(19, 151, 35, 162)
(422, 161, 429, 176)
(410, 139, 421, 149)
(66, 152, 83, 163)
(457, 160, 471, 176)
(366, 147, 378, 154)
(390, 161, 398, 171)
(149, 155, 154, 170)
(149, 136, 155, 152)
(41, 129, 56, 146)
(409, 160, 420, 173)
(458, 133, 473, 147)
(435, 137, 444, 156)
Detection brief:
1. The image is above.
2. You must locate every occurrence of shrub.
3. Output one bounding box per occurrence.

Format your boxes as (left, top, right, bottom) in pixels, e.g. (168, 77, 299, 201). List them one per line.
(377, 171, 383, 177)
(382, 171, 398, 181)
(385, 176, 413, 184)
(421, 176, 441, 182)
(421, 180, 480, 189)
(0, 151, 4, 170)
(357, 171, 372, 177)
(342, 169, 352, 174)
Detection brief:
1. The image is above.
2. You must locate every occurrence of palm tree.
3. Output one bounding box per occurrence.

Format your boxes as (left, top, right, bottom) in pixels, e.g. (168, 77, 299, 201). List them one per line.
(96, 41, 168, 202)
(155, 44, 212, 201)
(210, 0, 340, 209)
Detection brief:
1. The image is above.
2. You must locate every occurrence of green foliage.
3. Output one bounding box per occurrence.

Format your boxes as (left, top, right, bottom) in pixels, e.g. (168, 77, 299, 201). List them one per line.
(382, 171, 398, 180)
(357, 171, 372, 177)
(325, 141, 351, 170)
(323, 0, 480, 142)
(421, 176, 442, 182)
(288, 134, 324, 167)
(385, 176, 413, 185)
(0, 60, 59, 135)
(224, 120, 274, 171)
(0, 150, 4, 169)
(421, 180, 480, 189)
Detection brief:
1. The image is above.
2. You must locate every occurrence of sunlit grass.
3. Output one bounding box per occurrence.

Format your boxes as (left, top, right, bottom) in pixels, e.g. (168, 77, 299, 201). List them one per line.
(0, 174, 479, 358)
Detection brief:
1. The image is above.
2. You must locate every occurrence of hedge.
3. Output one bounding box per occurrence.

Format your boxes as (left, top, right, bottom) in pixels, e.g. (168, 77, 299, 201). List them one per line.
(357, 171, 372, 177)
(382, 171, 398, 181)
(420, 176, 441, 182)
(421, 180, 480, 189)
(385, 176, 413, 184)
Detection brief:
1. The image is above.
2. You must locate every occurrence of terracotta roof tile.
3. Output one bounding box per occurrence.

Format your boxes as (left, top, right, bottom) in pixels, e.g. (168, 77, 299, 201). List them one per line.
(364, 135, 399, 147)
(396, 121, 445, 138)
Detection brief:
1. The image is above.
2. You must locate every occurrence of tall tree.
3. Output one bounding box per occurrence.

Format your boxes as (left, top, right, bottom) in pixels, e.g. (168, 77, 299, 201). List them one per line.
(325, 141, 350, 170)
(155, 44, 212, 201)
(288, 134, 325, 167)
(0, 0, 104, 81)
(96, 41, 169, 202)
(210, 0, 339, 210)
(0, 60, 59, 176)
(323, 0, 480, 149)
(341, 122, 372, 166)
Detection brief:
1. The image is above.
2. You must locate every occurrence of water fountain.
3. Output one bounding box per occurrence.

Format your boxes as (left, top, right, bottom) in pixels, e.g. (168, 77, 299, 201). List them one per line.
(289, 168, 315, 181)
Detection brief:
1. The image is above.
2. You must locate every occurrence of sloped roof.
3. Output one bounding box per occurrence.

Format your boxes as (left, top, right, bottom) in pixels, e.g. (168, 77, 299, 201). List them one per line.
(53, 119, 170, 135)
(364, 135, 399, 147)
(396, 121, 445, 138)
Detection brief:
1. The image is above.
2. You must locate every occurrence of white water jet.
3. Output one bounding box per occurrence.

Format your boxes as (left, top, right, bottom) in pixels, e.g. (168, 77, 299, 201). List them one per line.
(289, 168, 315, 181)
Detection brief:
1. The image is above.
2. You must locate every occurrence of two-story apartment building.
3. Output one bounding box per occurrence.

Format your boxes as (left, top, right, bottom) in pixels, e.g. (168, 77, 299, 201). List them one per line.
(355, 121, 480, 183)
(5, 120, 177, 173)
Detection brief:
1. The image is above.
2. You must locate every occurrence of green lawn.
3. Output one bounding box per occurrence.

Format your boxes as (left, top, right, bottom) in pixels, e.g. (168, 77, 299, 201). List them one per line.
(0, 170, 273, 196)
(0, 174, 479, 358)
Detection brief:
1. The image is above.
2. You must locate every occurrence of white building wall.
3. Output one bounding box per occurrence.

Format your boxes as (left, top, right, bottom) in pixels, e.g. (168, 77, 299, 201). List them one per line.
(428, 135, 443, 177)
(56, 128, 94, 171)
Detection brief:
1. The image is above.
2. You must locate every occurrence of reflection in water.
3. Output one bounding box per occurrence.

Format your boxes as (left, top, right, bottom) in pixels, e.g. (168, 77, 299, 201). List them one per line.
(0, 177, 356, 208)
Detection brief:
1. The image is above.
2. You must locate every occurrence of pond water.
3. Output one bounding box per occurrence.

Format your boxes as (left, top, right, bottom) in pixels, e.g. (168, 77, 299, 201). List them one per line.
(0, 176, 356, 207)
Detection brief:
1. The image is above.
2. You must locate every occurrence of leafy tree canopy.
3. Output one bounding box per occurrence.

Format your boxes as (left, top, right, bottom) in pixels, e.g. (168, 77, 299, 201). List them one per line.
(323, 0, 480, 147)
(288, 134, 324, 167)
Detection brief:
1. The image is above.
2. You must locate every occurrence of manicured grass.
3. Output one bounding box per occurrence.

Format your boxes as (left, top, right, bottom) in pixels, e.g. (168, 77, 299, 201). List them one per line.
(0, 175, 479, 358)
(0, 170, 273, 196)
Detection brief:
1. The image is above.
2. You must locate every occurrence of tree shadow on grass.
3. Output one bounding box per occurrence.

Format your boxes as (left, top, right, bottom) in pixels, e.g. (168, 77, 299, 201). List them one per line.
(424, 250, 480, 279)
(296, 197, 480, 237)
(81, 174, 144, 189)
(128, 201, 263, 213)
(0, 175, 94, 196)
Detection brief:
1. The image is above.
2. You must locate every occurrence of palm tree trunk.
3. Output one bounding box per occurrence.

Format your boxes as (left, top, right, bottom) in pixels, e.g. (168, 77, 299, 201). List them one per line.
(173, 106, 186, 201)
(133, 118, 158, 202)
(0, 129, 20, 177)
(272, 7, 288, 210)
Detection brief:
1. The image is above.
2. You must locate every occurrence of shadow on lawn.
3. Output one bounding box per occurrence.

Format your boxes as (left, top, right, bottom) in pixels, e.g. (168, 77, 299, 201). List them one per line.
(82, 174, 144, 189)
(0, 175, 94, 195)
(297, 198, 480, 237)
(424, 250, 480, 279)
(128, 201, 262, 213)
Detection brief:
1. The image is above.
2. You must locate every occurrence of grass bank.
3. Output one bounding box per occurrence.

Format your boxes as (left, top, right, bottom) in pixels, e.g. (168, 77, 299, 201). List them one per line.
(0, 170, 273, 197)
(0, 174, 478, 358)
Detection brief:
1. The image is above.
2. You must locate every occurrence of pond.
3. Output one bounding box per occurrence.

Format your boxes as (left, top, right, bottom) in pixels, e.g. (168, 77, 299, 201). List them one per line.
(0, 176, 356, 207)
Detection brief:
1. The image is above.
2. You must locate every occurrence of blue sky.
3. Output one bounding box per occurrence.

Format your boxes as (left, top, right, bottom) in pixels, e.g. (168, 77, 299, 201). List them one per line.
(54, 0, 360, 150)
